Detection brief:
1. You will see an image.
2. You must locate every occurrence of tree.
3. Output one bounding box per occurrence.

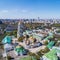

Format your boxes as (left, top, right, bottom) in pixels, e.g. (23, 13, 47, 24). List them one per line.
(28, 52, 40, 60)
(43, 40, 48, 45)
(55, 42, 60, 46)
(7, 56, 12, 60)
(13, 30, 17, 37)
(37, 47, 50, 56)
(18, 36, 25, 42)
(6, 32, 13, 36)
(7, 56, 14, 60)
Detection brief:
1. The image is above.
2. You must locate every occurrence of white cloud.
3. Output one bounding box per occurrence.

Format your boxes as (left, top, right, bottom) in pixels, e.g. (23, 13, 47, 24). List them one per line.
(1, 10, 8, 13)
(21, 10, 28, 13)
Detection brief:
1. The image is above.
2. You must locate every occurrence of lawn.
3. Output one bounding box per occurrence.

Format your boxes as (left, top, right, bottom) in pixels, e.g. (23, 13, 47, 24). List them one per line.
(20, 56, 37, 60)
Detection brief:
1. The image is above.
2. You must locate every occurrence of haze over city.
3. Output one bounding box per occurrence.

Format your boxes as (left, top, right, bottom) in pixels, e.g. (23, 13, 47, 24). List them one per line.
(0, 0, 60, 19)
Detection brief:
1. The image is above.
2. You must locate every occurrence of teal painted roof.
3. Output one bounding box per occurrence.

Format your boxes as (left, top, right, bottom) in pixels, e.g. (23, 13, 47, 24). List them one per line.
(47, 41, 55, 48)
(2, 36, 12, 44)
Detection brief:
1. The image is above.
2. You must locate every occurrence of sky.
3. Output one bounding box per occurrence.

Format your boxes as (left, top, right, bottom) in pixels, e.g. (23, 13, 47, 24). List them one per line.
(0, 0, 60, 19)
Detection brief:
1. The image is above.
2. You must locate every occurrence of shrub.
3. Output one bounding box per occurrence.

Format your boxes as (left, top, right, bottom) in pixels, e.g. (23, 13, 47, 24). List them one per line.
(37, 47, 50, 56)
(55, 42, 60, 46)
(35, 54, 40, 60)
(43, 47, 50, 53)
(13, 30, 17, 37)
(28, 52, 40, 60)
(6, 32, 13, 36)
(44, 40, 48, 45)
(7, 56, 12, 60)
(28, 52, 35, 56)
(37, 50, 43, 57)
(56, 30, 60, 33)
(18, 36, 25, 42)
(0, 45, 4, 50)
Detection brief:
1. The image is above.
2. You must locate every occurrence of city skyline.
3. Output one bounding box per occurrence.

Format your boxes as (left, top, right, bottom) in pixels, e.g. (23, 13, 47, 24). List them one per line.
(0, 0, 60, 19)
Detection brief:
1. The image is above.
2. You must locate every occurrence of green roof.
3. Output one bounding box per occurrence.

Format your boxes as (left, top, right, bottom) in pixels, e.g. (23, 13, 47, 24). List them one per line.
(44, 49, 58, 60)
(2, 36, 12, 44)
(47, 41, 55, 48)
(15, 46, 25, 53)
(44, 35, 53, 41)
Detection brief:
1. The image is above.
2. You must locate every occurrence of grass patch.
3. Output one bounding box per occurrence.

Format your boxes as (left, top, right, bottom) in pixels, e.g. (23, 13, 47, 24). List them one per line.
(51, 24, 60, 27)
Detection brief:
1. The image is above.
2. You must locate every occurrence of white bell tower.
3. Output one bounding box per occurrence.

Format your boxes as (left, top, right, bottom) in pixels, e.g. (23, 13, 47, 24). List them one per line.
(17, 22, 25, 38)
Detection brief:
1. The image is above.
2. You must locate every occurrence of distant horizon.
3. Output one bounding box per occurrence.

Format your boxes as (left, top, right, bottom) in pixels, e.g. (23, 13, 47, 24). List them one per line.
(0, 18, 60, 20)
(0, 0, 60, 19)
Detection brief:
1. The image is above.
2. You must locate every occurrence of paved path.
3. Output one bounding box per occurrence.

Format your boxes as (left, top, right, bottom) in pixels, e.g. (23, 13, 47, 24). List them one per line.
(19, 42, 46, 53)
(29, 46, 46, 53)
(7, 42, 46, 60)
(0, 48, 6, 60)
(15, 55, 28, 60)
(8, 50, 17, 58)
(7, 50, 28, 60)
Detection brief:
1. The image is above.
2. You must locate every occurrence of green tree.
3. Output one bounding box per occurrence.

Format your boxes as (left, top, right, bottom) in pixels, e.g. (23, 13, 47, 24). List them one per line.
(44, 40, 48, 45)
(6, 32, 13, 36)
(37, 47, 50, 56)
(13, 30, 17, 37)
(28, 52, 40, 60)
(18, 36, 25, 42)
